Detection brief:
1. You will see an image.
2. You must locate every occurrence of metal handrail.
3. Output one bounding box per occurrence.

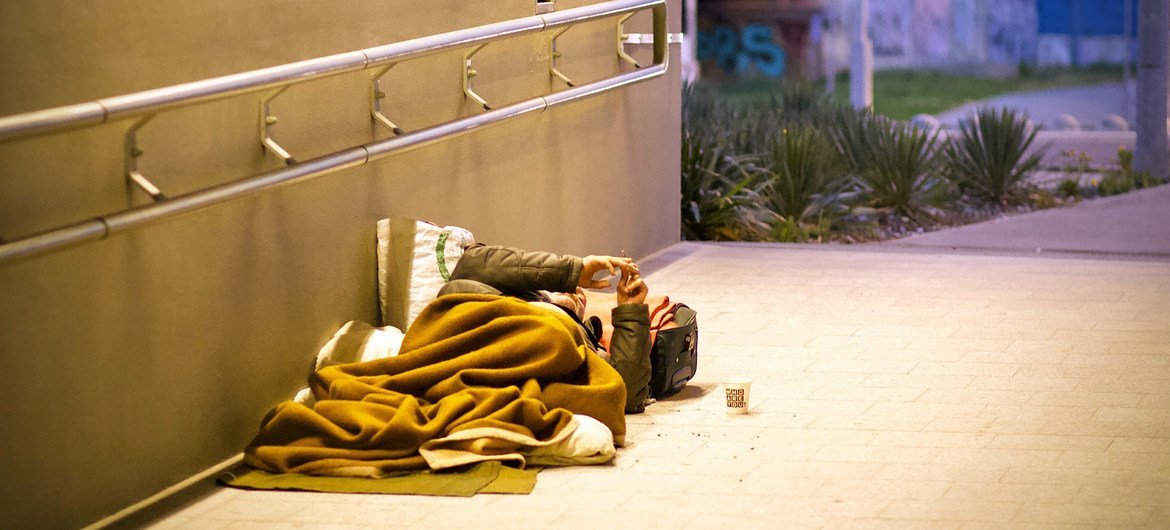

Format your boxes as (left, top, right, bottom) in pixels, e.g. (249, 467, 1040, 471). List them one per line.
(0, 0, 662, 142)
(0, 0, 667, 263)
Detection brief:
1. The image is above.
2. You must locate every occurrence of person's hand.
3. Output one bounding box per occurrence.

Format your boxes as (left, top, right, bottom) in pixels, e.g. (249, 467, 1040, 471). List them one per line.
(616, 264, 647, 305)
(579, 255, 634, 289)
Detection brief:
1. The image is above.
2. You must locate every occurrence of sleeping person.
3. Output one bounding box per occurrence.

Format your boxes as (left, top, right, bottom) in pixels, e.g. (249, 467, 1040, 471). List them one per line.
(244, 245, 651, 476)
(439, 244, 652, 414)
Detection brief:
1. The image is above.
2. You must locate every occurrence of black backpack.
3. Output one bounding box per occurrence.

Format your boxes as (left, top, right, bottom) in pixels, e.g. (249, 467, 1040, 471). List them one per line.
(648, 302, 698, 399)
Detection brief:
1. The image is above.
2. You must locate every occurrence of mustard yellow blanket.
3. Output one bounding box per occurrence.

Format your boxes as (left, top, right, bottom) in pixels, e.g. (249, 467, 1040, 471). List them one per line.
(244, 293, 627, 477)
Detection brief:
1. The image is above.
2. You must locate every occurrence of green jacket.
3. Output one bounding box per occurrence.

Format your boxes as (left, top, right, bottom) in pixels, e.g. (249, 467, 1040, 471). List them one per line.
(439, 245, 651, 414)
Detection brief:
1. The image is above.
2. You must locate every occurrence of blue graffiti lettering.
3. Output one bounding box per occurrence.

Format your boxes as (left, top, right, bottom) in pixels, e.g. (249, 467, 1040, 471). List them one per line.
(714, 26, 741, 73)
(697, 24, 787, 78)
(740, 25, 786, 77)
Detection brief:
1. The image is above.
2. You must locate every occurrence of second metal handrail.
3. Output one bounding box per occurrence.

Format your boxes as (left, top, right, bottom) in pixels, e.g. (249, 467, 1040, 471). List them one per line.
(0, 0, 664, 143)
(0, 0, 668, 263)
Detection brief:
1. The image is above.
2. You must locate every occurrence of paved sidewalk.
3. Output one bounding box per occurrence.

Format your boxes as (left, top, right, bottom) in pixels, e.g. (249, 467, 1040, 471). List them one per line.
(935, 82, 1131, 132)
(141, 242, 1169, 529)
(884, 184, 1170, 259)
(932, 82, 1138, 170)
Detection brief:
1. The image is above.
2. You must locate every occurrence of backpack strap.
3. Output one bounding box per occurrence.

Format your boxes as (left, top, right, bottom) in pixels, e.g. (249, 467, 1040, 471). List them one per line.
(648, 297, 682, 344)
(649, 296, 673, 328)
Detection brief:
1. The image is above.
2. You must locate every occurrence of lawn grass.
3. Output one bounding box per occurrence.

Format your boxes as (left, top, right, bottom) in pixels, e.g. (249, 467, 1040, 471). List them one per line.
(711, 65, 1124, 121)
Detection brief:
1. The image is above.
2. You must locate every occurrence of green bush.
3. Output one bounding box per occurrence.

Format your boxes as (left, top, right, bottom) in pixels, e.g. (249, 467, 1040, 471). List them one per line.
(1116, 145, 1133, 173)
(680, 129, 771, 241)
(1096, 169, 1159, 197)
(1095, 171, 1134, 196)
(1113, 145, 1164, 188)
(681, 82, 723, 134)
(825, 106, 883, 174)
(945, 107, 1046, 203)
(756, 128, 854, 231)
(767, 82, 837, 127)
(681, 82, 1106, 243)
(680, 83, 774, 241)
(722, 106, 775, 158)
(1093, 146, 1164, 197)
(770, 214, 834, 243)
(1029, 189, 1059, 209)
(855, 119, 949, 220)
(1056, 177, 1081, 198)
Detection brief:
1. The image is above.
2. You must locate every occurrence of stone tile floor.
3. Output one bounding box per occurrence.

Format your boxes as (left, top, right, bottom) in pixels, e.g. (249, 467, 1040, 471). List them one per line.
(145, 242, 1170, 529)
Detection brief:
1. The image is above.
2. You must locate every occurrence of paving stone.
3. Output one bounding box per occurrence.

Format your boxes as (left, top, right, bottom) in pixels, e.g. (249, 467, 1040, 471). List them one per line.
(144, 243, 1170, 529)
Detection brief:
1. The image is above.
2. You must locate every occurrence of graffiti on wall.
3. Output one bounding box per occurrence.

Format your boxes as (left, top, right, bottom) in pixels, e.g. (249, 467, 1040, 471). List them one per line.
(987, 0, 1037, 63)
(870, 0, 913, 58)
(696, 24, 787, 78)
(913, 0, 950, 63)
(950, 0, 980, 61)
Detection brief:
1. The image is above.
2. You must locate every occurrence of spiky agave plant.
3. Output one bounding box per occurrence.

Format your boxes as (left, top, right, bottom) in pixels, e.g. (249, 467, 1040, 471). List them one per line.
(780, 82, 841, 129)
(945, 107, 1047, 203)
(723, 105, 780, 159)
(826, 106, 883, 174)
(680, 129, 771, 241)
(860, 120, 950, 222)
(756, 127, 854, 234)
(682, 82, 722, 133)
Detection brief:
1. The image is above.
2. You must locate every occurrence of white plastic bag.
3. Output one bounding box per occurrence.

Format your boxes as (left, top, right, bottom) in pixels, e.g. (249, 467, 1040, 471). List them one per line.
(377, 218, 475, 330)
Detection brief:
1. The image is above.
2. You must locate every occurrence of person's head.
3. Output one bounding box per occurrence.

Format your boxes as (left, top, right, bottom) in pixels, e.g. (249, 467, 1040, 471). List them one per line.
(538, 287, 587, 320)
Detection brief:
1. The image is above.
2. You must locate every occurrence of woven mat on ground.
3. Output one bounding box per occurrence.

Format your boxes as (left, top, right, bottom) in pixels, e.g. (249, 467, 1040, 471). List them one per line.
(221, 461, 538, 496)
(244, 293, 626, 477)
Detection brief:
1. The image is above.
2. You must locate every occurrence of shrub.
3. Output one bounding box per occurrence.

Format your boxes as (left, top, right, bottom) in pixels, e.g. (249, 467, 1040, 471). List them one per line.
(1029, 189, 1059, 209)
(1093, 145, 1164, 197)
(680, 129, 771, 241)
(1060, 150, 1093, 181)
(681, 82, 723, 134)
(721, 82, 841, 145)
(1096, 170, 1159, 197)
(1110, 145, 1162, 189)
(681, 83, 774, 241)
(945, 107, 1047, 203)
(1056, 177, 1081, 198)
(722, 106, 775, 158)
(1095, 172, 1134, 196)
(856, 119, 950, 221)
(826, 106, 883, 173)
(1116, 145, 1133, 173)
(756, 128, 854, 230)
(770, 214, 834, 243)
(768, 82, 837, 127)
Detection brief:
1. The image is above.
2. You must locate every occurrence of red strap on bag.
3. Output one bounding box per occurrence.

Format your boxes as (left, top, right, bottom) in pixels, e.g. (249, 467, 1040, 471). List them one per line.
(598, 295, 679, 350)
(649, 296, 680, 345)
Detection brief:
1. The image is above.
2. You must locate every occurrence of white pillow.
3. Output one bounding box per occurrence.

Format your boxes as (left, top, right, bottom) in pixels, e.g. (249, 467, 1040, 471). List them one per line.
(293, 320, 405, 405)
(313, 320, 405, 369)
(377, 218, 475, 330)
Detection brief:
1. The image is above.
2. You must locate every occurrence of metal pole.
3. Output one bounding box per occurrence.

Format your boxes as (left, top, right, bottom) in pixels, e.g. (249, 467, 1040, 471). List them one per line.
(1124, 0, 1135, 122)
(1135, 0, 1169, 179)
(850, 0, 873, 110)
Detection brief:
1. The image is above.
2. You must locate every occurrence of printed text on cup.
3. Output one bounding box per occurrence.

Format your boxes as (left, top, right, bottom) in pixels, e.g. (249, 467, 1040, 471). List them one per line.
(725, 387, 746, 408)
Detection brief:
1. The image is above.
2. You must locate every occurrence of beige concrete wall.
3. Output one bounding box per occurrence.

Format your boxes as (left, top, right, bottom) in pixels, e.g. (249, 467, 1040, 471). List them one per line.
(0, 1, 680, 527)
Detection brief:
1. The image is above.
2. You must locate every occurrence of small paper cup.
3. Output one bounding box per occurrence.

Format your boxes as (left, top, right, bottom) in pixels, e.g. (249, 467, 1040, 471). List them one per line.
(722, 378, 752, 414)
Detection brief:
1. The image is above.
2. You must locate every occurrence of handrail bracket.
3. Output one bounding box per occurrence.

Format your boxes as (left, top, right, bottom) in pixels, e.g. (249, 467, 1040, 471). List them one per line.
(0, 0, 670, 264)
(550, 26, 576, 87)
(616, 12, 643, 68)
(125, 115, 166, 202)
(260, 86, 297, 165)
(370, 64, 405, 135)
(463, 44, 492, 110)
